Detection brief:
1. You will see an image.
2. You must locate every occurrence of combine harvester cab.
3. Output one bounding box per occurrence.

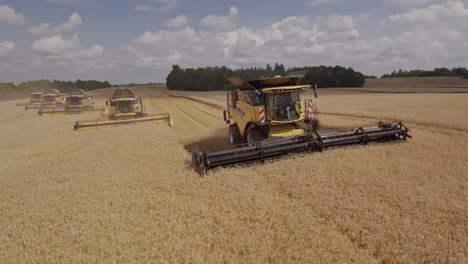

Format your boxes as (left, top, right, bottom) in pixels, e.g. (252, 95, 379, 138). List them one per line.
(191, 72, 411, 175)
(22, 92, 44, 110)
(38, 89, 103, 116)
(73, 88, 173, 130)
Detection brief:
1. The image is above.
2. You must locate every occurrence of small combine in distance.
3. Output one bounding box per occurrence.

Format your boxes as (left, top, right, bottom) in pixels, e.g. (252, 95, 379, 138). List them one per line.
(38, 89, 102, 116)
(73, 88, 173, 130)
(18, 92, 44, 110)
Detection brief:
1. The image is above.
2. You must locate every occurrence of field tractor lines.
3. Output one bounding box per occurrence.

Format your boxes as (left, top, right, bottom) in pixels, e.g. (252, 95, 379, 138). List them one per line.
(145, 96, 224, 138)
(172, 98, 223, 126)
(172, 100, 214, 129)
(144, 98, 200, 131)
(192, 105, 222, 120)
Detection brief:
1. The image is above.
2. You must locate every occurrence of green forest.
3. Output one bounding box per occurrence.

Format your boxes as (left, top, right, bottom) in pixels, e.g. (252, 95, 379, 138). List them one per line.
(382, 67, 468, 78)
(166, 64, 366, 91)
(11, 79, 110, 92)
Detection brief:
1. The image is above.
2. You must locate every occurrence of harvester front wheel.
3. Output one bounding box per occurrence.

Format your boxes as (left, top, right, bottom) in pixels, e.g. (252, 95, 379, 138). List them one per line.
(246, 127, 266, 146)
(229, 124, 242, 145)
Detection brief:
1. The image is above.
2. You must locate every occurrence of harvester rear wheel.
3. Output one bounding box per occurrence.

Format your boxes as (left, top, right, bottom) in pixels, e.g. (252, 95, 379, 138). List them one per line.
(246, 127, 266, 146)
(229, 124, 242, 145)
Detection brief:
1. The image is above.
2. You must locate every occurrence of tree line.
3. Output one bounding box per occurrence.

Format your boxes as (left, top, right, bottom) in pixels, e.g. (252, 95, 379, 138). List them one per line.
(10, 79, 111, 94)
(115, 82, 165, 87)
(166, 63, 366, 91)
(54, 79, 112, 92)
(382, 67, 468, 78)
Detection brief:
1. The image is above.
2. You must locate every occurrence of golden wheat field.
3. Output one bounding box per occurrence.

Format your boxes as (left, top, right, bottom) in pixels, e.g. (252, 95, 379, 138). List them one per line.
(0, 87, 467, 263)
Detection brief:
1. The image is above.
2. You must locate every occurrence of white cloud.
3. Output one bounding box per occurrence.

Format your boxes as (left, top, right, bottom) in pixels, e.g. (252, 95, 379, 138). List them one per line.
(389, 1, 468, 26)
(164, 15, 189, 29)
(384, 0, 439, 8)
(32, 35, 79, 54)
(135, 0, 177, 12)
(374, 1, 468, 70)
(126, 1, 468, 79)
(0, 4, 26, 25)
(28, 13, 82, 36)
(3, 0, 468, 83)
(201, 6, 238, 31)
(32, 35, 103, 61)
(129, 13, 365, 70)
(306, 0, 444, 8)
(0, 41, 15, 55)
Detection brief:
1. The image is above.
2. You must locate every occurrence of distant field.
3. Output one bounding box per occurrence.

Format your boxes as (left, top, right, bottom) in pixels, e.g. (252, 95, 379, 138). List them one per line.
(366, 76, 468, 87)
(359, 76, 468, 93)
(1, 87, 467, 262)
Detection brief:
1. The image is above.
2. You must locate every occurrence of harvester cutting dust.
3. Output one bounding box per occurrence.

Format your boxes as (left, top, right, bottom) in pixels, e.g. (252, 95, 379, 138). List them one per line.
(73, 88, 173, 130)
(191, 71, 411, 175)
(18, 92, 43, 110)
(38, 89, 103, 116)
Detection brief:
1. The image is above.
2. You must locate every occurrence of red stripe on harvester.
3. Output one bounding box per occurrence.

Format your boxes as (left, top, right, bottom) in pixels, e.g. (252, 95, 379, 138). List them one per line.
(259, 108, 265, 123)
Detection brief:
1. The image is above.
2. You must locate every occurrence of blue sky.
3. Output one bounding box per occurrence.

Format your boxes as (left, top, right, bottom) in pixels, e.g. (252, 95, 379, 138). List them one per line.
(1, 0, 467, 83)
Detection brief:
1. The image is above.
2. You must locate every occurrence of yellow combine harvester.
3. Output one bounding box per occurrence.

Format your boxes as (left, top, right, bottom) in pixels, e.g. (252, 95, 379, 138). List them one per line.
(191, 72, 411, 174)
(38, 89, 102, 115)
(18, 92, 44, 110)
(38, 89, 65, 111)
(222, 75, 319, 145)
(73, 88, 173, 130)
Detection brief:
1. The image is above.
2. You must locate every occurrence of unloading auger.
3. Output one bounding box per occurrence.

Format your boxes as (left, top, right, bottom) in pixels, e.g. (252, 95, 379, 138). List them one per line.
(191, 72, 411, 175)
(73, 88, 173, 130)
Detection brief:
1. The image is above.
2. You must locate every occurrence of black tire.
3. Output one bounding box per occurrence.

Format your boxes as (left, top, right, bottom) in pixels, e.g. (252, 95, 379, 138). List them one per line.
(229, 124, 242, 145)
(246, 127, 266, 145)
